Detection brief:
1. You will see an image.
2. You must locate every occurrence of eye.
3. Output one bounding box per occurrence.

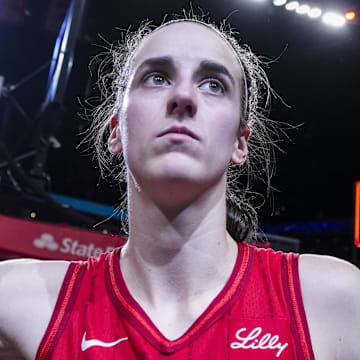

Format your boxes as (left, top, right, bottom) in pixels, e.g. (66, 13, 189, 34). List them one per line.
(143, 73, 170, 87)
(199, 79, 225, 95)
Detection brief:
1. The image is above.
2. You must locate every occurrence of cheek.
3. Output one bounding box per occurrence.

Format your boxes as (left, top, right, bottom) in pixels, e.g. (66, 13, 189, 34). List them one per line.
(121, 96, 143, 143)
(123, 90, 155, 129)
(204, 114, 239, 171)
(117, 95, 138, 163)
(214, 112, 240, 147)
(120, 95, 155, 168)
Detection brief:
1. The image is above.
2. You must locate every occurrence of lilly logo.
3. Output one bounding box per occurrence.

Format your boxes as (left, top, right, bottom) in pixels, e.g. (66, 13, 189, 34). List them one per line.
(33, 233, 59, 251)
(231, 327, 288, 358)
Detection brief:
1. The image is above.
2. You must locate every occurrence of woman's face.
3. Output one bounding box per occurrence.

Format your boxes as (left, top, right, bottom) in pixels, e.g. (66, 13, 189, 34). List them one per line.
(110, 22, 248, 192)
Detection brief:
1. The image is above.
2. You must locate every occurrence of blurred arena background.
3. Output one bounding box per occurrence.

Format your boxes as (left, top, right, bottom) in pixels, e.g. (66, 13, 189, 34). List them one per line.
(0, 0, 359, 266)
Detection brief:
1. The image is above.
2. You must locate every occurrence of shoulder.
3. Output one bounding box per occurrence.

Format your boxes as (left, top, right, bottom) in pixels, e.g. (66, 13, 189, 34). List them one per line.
(0, 258, 70, 294)
(299, 253, 360, 359)
(299, 253, 360, 299)
(0, 259, 70, 358)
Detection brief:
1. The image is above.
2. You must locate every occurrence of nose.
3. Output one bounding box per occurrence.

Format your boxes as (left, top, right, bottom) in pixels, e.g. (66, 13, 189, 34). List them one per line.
(166, 82, 197, 118)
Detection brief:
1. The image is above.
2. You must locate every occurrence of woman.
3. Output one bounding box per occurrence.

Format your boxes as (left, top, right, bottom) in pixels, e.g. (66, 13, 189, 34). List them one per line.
(0, 16, 359, 360)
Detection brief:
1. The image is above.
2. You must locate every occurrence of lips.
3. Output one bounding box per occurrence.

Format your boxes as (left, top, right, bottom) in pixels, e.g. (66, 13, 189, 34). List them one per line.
(158, 126, 200, 140)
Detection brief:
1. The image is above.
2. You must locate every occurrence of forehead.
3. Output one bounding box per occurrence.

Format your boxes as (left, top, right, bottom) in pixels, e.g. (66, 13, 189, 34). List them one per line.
(132, 22, 242, 79)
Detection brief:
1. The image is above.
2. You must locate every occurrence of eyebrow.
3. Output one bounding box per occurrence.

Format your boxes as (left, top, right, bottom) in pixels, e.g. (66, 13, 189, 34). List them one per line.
(135, 56, 236, 87)
(196, 60, 235, 87)
(136, 56, 174, 72)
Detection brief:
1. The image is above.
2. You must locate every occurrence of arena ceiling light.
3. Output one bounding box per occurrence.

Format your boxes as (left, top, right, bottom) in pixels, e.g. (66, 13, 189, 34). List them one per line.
(285, 1, 299, 11)
(308, 7, 322, 19)
(273, 0, 287, 6)
(267, 1, 355, 29)
(296, 4, 310, 15)
(322, 12, 346, 27)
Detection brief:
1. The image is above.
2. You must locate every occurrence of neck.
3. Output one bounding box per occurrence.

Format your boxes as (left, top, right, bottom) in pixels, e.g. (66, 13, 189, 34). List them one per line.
(120, 176, 238, 309)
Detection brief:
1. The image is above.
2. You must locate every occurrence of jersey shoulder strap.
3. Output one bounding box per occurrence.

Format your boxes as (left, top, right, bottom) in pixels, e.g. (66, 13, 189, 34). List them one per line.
(35, 260, 87, 360)
(281, 252, 315, 360)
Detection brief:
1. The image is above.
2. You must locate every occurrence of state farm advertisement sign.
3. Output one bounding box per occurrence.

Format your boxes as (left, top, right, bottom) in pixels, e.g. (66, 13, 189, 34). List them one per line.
(0, 214, 125, 260)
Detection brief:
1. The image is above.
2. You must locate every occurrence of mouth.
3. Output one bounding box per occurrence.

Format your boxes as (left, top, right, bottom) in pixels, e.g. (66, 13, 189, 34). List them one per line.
(158, 126, 200, 140)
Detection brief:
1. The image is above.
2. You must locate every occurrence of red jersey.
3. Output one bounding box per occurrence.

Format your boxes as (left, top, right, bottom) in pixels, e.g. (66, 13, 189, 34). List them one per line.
(35, 243, 315, 359)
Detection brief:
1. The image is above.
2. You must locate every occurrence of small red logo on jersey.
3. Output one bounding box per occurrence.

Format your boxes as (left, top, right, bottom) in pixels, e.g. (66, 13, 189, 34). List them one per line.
(230, 327, 288, 357)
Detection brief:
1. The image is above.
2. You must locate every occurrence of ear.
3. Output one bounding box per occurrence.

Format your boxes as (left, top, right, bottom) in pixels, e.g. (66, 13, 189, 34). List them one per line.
(231, 128, 250, 165)
(108, 115, 123, 154)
